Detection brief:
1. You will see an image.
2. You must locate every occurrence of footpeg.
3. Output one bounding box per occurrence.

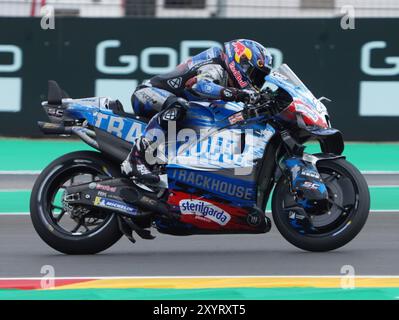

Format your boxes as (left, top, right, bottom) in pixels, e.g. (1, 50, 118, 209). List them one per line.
(118, 216, 136, 244)
(120, 216, 155, 240)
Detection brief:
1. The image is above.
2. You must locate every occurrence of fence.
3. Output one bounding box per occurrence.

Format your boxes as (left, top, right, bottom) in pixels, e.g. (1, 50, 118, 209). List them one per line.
(1, 0, 399, 18)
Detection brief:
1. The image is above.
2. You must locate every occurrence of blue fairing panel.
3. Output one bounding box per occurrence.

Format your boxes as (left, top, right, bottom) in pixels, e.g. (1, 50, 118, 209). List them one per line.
(166, 167, 257, 206)
(65, 104, 147, 143)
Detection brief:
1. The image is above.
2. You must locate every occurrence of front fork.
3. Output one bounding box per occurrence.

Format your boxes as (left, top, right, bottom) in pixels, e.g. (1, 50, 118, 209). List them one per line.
(278, 130, 330, 214)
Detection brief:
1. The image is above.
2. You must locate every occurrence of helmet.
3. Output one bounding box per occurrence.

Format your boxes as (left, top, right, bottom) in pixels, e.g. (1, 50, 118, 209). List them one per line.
(224, 39, 273, 90)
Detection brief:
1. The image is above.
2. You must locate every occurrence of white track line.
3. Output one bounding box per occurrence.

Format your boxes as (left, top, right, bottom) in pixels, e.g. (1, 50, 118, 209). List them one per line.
(1, 275, 399, 280)
(0, 212, 30, 215)
(362, 171, 399, 175)
(0, 170, 41, 175)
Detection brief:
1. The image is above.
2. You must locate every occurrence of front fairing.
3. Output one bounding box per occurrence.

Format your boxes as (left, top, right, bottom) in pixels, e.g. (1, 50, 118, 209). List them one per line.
(266, 64, 329, 129)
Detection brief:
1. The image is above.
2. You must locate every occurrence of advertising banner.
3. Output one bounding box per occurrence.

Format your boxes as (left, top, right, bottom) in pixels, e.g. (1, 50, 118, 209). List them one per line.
(0, 18, 398, 140)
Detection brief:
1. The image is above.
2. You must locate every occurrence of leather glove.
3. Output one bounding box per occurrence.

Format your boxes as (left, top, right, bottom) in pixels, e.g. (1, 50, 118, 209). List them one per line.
(221, 88, 260, 104)
(236, 89, 260, 104)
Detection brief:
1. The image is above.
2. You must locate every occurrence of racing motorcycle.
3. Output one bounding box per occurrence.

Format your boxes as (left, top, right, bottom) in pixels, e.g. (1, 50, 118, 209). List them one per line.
(30, 64, 370, 254)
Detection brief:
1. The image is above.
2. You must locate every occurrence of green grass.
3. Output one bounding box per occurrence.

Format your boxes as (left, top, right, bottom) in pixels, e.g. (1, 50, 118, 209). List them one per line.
(0, 287, 398, 300)
(306, 142, 399, 172)
(0, 138, 93, 172)
(1, 187, 398, 213)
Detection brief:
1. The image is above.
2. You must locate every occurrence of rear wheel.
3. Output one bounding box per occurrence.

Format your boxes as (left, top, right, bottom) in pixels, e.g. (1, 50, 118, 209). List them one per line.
(30, 151, 123, 254)
(272, 158, 370, 252)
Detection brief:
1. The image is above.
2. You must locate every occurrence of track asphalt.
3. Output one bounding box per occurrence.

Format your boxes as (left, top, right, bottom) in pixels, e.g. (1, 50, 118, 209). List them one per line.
(0, 139, 398, 299)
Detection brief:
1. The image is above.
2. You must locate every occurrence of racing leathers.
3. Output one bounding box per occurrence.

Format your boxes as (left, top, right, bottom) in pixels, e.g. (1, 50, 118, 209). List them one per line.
(121, 46, 261, 183)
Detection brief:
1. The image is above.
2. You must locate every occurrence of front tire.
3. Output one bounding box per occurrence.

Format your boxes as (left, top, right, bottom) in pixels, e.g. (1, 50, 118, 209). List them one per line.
(30, 151, 123, 254)
(272, 158, 370, 252)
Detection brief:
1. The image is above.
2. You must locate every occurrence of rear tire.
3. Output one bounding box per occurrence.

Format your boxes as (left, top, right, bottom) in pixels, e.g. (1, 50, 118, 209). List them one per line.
(272, 158, 370, 252)
(30, 151, 123, 255)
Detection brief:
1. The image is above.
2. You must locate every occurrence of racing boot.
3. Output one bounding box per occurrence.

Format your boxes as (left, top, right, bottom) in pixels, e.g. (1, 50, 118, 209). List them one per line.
(121, 136, 160, 184)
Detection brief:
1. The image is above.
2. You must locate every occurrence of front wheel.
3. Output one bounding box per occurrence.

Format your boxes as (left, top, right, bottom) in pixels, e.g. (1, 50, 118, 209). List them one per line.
(30, 151, 123, 254)
(272, 158, 370, 252)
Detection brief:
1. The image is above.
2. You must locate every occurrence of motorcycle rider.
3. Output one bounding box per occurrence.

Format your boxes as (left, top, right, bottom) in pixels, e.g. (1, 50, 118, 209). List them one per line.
(121, 39, 273, 183)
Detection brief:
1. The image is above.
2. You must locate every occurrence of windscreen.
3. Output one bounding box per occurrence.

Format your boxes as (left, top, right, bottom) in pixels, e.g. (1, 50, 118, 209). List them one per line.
(265, 64, 326, 114)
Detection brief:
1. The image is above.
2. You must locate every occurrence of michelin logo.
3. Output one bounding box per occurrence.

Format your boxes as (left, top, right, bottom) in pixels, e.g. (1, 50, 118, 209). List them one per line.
(94, 196, 137, 215)
(179, 199, 231, 226)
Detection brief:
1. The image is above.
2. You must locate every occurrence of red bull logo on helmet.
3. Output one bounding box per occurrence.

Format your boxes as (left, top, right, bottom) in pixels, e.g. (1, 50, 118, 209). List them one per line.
(233, 41, 253, 63)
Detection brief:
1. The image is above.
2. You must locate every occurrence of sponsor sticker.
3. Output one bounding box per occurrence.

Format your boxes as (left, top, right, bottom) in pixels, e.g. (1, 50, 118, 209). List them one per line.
(169, 170, 255, 201)
(94, 196, 137, 215)
(95, 183, 117, 193)
(179, 199, 231, 226)
(301, 169, 320, 179)
(97, 191, 107, 197)
(301, 181, 320, 190)
(229, 61, 248, 88)
(46, 107, 63, 118)
(271, 71, 288, 81)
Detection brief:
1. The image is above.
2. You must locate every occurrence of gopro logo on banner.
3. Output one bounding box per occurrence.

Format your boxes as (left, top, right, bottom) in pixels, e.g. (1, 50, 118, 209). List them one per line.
(360, 41, 399, 116)
(95, 79, 137, 113)
(0, 45, 22, 112)
(359, 81, 399, 116)
(179, 199, 231, 226)
(94, 40, 283, 111)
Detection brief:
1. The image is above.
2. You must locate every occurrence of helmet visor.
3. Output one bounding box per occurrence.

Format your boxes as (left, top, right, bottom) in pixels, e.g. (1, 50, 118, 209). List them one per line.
(246, 64, 271, 90)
